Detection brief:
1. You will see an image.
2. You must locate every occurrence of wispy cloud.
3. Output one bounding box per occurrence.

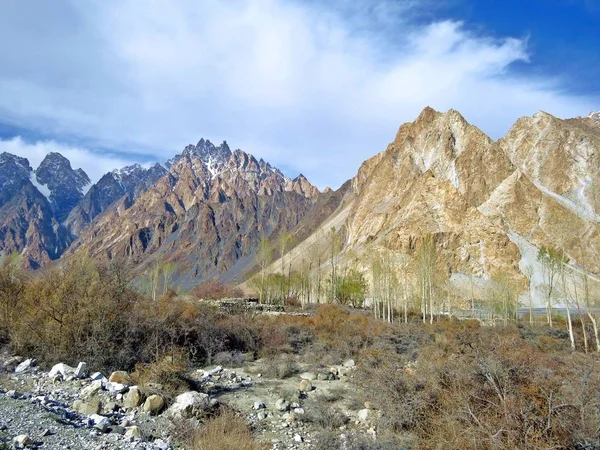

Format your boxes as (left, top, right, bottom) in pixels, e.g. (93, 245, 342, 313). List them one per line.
(0, 0, 596, 188)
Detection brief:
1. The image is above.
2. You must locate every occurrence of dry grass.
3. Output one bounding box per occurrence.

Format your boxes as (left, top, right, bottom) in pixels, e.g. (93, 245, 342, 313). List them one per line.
(188, 409, 267, 450)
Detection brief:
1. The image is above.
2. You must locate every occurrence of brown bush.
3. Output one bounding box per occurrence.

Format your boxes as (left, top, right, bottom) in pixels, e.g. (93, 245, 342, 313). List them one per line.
(186, 408, 266, 450)
(131, 349, 192, 398)
(192, 279, 244, 300)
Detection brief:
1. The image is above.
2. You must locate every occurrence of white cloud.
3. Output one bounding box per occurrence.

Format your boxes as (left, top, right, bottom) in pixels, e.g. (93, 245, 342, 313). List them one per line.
(0, 0, 596, 189)
(0, 137, 138, 182)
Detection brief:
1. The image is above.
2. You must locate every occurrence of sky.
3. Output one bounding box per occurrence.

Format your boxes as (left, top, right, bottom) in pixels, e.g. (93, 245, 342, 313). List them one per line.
(0, 0, 598, 189)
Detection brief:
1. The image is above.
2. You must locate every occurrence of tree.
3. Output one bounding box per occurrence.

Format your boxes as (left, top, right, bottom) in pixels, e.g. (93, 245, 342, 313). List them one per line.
(538, 246, 564, 327)
(0, 253, 25, 343)
(336, 267, 368, 308)
(161, 261, 176, 296)
(255, 237, 273, 304)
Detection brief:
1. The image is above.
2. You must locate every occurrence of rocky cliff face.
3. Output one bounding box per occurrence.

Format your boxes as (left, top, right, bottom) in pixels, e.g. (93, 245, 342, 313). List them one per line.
(65, 163, 167, 236)
(68, 141, 319, 285)
(282, 107, 600, 306)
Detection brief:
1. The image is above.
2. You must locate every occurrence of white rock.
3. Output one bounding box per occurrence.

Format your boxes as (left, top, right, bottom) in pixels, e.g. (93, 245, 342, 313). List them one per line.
(358, 408, 371, 422)
(15, 358, 35, 374)
(207, 366, 223, 375)
(12, 434, 33, 448)
(294, 434, 303, 443)
(48, 363, 75, 378)
(275, 398, 290, 411)
(74, 362, 88, 378)
(293, 407, 305, 415)
(343, 359, 356, 368)
(253, 401, 266, 410)
(165, 391, 210, 419)
(89, 414, 110, 432)
(106, 381, 128, 394)
(90, 372, 106, 382)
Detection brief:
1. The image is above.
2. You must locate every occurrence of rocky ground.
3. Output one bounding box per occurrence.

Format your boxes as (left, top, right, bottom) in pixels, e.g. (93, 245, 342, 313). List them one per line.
(0, 355, 378, 449)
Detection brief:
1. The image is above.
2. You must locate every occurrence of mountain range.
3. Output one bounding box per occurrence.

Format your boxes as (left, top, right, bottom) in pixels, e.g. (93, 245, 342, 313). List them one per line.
(1, 108, 599, 300)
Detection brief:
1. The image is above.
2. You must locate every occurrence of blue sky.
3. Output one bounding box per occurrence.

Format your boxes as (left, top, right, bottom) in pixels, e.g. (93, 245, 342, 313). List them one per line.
(0, 0, 598, 188)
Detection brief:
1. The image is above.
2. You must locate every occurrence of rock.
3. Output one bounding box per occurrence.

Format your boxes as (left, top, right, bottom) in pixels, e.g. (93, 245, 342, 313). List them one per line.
(103, 401, 118, 413)
(48, 363, 75, 378)
(125, 425, 144, 440)
(123, 386, 144, 409)
(253, 401, 266, 410)
(81, 380, 103, 397)
(207, 366, 223, 375)
(12, 434, 33, 448)
(275, 398, 290, 411)
(154, 439, 170, 450)
(293, 407, 305, 415)
(106, 381, 128, 394)
(111, 425, 125, 435)
(299, 372, 317, 381)
(358, 408, 371, 422)
(6, 390, 22, 399)
(343, 359, 356, 368)
(90, 372, 106, 381)
(39, 429, 53, 437)
(73, 398, 101, 415)
(120, 418, 132, 428)
(294, 434, 303, 443)
(108, 371, 133, 386)
(317, 372, 333, 381)
(14, 358, 35, 373)
(364, 401, 374, 410)
(298, 379, 313, 392)
(2, 356, 23, 370)
(89, 414, 110, 432)
(142, 394, 165, 415)
(257, 411, 267, 420)
(74, 362, 88, 378)
(165, 391, 210, 419)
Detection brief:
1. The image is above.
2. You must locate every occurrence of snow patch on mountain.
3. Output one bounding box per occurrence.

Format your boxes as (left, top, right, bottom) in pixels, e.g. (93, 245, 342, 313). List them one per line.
(30, 173, 52, 200)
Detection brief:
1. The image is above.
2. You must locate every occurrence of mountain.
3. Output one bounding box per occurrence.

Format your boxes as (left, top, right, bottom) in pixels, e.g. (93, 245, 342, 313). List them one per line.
(33, 152, 92, 222)
(0, 153, 71, 267)
(272, 107, 600, 306)
(67, 140, 320, 286)
(65, 163, 167, 236)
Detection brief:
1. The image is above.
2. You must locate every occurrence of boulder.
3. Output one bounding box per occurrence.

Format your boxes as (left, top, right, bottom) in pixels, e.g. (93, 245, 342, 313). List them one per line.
(106, 381, 128, 395)
(90, 372, 106, 382)
(89, 414, 110, 432)
(15, 358, 35, 374)
(142, 394, 165, 415)
(73, 398, 101, 415)
(2, 356, 23, 371)
(108, 371, 133, 386)
(253, 400, 266, 410)
(48, 363, 75, 378)
(358, 408, 371, 422)
(275, 398, 290, 411)
(343, 359, 356, 368)
(81, 380, 103, 397)
(123, 386, 144, 409)
(165, 391, 210, 419)
(298, 379, 313, 392)
(74, 362, 88, 378)
(299, 372, 317, 381)
(12, 434, 33, 448)
(125, 425, 144, 440)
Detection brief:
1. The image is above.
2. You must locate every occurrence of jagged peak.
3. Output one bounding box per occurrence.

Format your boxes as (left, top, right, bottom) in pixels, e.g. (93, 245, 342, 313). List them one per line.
(0, 152, 31, 171)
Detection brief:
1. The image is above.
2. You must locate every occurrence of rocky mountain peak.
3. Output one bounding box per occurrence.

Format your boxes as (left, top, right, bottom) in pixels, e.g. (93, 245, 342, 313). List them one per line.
(0, 152, 32, 180)
(34, 152, 91, 222)
(587, 111, 600, 127)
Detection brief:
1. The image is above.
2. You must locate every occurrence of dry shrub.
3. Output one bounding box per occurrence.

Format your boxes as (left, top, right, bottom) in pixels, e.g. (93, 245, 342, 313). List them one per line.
(131, 350, 192, 398)
(258, 354, 299, 379)
(188, 408, 266, 450)
(300, 399, 348, 430)
(192, 279, 244, 300)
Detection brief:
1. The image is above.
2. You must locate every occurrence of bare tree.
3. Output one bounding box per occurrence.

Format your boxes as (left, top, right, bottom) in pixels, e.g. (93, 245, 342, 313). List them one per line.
(255, 237, 273, 304)
(538, 246, 562, 327)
